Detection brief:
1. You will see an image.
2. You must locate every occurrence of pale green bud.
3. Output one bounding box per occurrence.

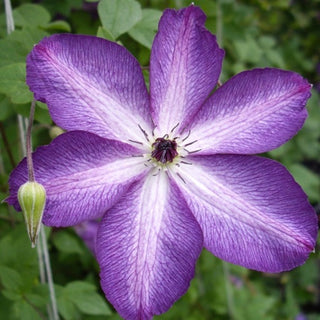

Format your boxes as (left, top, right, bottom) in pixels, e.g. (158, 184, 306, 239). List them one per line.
(49, 126, 64, 139)
(18, 181, 46, 248)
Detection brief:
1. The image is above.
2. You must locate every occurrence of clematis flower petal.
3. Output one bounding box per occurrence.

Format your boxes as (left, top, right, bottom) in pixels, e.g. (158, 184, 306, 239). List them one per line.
(97, 172, 203, 320)
(27, 34, 152, 143)
(189, 68, 311, 154)
(7, 131, 147, 227)
(149, 5, 224, 134)
(174, 155, 317, 272)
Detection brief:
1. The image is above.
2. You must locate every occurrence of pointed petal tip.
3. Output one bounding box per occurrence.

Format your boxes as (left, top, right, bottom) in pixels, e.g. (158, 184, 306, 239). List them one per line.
(190, 67, 312, 155)
(150, 4, 224, 133)
(175, 154, 318, 273)
(97, 175, 203, 320)
(27, 34, 152, 142)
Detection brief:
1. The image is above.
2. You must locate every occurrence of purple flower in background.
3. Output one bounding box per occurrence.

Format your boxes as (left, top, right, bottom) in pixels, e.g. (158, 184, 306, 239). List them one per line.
(74, 220, 99, 255)
(7, 5, 318, 320)
(295, 313, 308, 320)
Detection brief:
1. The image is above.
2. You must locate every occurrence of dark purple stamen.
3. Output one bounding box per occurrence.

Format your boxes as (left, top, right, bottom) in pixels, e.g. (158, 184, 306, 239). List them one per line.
(151, 138, 178, 163)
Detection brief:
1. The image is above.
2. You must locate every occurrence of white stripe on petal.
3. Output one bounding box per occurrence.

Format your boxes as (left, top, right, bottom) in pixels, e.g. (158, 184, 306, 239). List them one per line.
(8, 131, 148, 227)
(97, 172, 203, 319)
(173, 154, 317, 272)
(190, 69, 311, 155)
(27, 34, 153, 143)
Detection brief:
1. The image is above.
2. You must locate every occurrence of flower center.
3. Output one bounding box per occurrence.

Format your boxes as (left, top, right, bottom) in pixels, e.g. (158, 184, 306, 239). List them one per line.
(151, 137, 178, 164)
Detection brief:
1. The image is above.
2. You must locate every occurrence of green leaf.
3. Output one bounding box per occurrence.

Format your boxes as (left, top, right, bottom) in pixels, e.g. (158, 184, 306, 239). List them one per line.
(233, 287, 276, 320)
(34, 105, 52, 124)
(0, 39, 29, 68)
(233, 35, 263, 64)
(12, 103, 31, 118)
(42, 20, 71, 32)
(0, 94, 15, 120)
(11, 101, 51, 124)
(65, 281, 111, 316)
(57, 297, 79, 320)
(0, 294, 12, 318)
(36, 101, 48, 110)
(56, 285, 79, 320)
(8, 27, 48, 52)
(70, 11, 100, 35)
(65, 280, 96, 292)
(56, 281, 111, 318)
(128, 9, 162, 49)
(283, 281, 299, 319)
(295, 258, 319, 287)
(13, 299, 43, 320)
(0, 224, 38, 278)
(52, 230, 84, 255)
(42, 0, 83, 16)
(25, 284, 49, 308)
(70, 291, 111, 316)
(97, 26, 116, 42)
(0, 266, 22, 291)
(305, 90, 320, 132)
(2, 289, 21, 301)
(258, 36, 276, 49)
(24, 293, 48, 309)
(0, 63, 32, 104)
(13, 4, 51, 28)
(288, 164, 320, 202)
(98, 0, 142, 39)
(264, 49, 285, 68)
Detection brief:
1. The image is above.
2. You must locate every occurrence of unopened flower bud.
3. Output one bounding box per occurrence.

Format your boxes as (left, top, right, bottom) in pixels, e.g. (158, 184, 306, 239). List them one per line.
(49, 126, 64, 139)
(18, 181, 46, 248)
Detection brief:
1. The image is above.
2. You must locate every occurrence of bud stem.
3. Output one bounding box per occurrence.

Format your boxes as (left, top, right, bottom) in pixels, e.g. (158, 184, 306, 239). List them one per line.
(27, 99, 36, 182)
(5, 1, 59, 319)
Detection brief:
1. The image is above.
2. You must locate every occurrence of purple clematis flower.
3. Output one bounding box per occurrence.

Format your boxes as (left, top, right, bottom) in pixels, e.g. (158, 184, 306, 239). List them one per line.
(7, 5, 318, 320)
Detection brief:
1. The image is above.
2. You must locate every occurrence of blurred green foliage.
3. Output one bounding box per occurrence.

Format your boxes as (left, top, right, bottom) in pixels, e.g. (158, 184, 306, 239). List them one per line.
(0, 0, 319, 319)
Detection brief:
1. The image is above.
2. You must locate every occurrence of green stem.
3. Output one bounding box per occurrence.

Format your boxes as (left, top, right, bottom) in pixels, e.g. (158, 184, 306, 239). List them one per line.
(26, 99, 36, 182)
(36, 237, 46, 283)
(40, 227, 60, 320)
(4, 1, 59, 319)
(17, 115, 28, 157)
(4, 0, 14, 34)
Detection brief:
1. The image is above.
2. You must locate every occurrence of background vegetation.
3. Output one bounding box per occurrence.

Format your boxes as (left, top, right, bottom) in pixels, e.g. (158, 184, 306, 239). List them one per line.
(0, 0, 319, 319)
